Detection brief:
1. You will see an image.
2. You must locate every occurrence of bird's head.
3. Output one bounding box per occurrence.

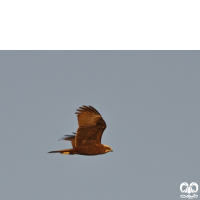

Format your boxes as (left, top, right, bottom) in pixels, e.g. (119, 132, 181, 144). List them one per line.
(104, 145, 113, 153)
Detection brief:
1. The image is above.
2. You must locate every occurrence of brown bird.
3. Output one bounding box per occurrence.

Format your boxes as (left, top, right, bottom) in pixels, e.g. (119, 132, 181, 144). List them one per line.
(48, 105, 113, 155)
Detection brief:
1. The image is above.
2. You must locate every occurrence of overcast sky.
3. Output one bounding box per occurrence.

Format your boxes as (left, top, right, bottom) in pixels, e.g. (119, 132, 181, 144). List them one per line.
(1, 51, 200, 200)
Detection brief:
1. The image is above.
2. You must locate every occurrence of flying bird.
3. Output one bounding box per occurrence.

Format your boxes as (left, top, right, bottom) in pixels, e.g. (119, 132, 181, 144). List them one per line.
(48, 105, 113, 155)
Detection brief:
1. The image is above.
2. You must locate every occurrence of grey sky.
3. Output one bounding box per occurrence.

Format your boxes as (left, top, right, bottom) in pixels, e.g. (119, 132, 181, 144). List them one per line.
(0, 51, 200, 200)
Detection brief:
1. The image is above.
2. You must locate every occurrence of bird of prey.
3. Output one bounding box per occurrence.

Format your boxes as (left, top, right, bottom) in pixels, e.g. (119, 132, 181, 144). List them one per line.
(48, 105, 113, 155)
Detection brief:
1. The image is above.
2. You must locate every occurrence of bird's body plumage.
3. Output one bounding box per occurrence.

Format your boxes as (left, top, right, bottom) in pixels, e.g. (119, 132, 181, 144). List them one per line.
(48, 105, 113, 155)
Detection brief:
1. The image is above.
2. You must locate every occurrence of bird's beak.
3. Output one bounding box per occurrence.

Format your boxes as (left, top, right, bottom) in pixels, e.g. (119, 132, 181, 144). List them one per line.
(110, 149, 113, 152)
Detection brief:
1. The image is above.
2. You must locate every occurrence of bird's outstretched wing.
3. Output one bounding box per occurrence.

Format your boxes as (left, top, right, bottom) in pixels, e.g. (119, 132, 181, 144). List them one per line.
(75, 105, 107, 147)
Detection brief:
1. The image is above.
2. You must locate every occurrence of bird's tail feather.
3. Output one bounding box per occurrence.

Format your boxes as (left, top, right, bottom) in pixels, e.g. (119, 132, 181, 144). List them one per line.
(48, 148, 74, 154)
